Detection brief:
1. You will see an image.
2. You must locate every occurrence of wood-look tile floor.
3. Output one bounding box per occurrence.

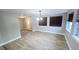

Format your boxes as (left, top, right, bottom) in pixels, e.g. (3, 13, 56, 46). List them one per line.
(0, 31, 69, 50)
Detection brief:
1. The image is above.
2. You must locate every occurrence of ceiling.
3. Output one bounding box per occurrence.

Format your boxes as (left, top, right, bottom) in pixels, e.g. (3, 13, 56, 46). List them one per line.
(0, 9, 69, 16)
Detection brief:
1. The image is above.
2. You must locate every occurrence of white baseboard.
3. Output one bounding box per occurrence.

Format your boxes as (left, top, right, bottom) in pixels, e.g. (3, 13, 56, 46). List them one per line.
(48, 32, 64, 35)
(33, 30, 64, 35)
(0, 36, 21, 47)
(64, 34, 72, 50)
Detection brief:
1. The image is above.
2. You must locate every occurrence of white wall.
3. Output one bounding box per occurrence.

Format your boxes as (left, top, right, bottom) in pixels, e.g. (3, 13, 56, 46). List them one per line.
(0, 11, 21, 46)
(0, 21, 1, 40)
(32, 13, 67, 35)
(0, 34, 1, 41)
(0, 19, 2, 41)
(64, 9, 79, 50)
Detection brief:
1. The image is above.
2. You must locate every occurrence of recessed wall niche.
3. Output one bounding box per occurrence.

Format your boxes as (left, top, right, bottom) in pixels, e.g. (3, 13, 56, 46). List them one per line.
(39, 17, 47, 26)
(50, 16, 62, 26)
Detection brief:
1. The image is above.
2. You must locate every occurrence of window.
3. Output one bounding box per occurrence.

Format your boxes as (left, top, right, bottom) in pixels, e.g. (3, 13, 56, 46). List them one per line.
(50, 16, 62, 26)
(74, 20, 79, 37)
(39, 17, 47, 26)
(66, 12, 74, 32)
(73, 11, 79, 40)
(68, 12, 74, 22)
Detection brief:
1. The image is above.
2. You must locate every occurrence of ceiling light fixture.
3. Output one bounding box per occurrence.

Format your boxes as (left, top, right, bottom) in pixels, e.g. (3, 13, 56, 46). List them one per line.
(37, 10, 43, 21)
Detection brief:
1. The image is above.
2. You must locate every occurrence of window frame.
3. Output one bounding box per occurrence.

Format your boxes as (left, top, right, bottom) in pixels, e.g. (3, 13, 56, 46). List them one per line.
(39, 17, 47, 26)
(49, 16, 63, 27)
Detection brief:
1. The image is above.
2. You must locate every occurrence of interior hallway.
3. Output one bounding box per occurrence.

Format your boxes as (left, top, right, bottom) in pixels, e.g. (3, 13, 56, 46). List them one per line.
(0, 30, 69, 50)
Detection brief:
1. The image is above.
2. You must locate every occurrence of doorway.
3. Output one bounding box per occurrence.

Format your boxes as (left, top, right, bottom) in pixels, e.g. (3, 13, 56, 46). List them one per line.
(19, 16, 32, 32)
